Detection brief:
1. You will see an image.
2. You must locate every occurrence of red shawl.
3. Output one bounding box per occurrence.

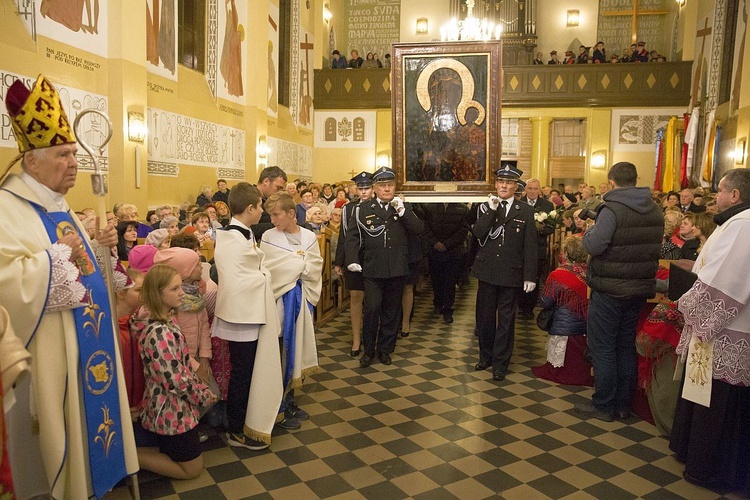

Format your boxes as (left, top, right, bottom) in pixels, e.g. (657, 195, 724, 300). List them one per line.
(542, 264, 588, 319)
(636, 294, 684, 389)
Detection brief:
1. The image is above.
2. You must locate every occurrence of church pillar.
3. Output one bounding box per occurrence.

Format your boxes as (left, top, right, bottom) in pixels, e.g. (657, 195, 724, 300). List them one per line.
(529, 117, 552, 183)
(107, 0, 149, 211)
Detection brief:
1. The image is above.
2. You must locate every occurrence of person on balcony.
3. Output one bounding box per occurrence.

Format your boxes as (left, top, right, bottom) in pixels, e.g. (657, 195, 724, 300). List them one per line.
(330, 50, 347, 69)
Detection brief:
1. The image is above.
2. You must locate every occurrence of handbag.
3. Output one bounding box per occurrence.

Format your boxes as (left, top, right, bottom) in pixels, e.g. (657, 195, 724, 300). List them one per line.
(536, 308, 554, 331)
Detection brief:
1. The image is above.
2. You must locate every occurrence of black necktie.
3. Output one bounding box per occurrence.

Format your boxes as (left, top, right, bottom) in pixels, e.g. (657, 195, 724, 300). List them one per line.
(381, 201, 389, 212)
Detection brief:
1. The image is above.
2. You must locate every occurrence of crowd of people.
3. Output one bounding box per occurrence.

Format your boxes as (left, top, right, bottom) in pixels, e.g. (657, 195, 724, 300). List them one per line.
(331, 49, 391, 69)
(534, 40, 667, 65)
(2, 75, 747, 499)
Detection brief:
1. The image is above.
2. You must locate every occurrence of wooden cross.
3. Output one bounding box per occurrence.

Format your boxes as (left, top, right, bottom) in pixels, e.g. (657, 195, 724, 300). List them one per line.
(690, 18, 712, 107)
(348, 169, 358, 178)
(602, 0, 669, 44)
(300, 34, 314, 96)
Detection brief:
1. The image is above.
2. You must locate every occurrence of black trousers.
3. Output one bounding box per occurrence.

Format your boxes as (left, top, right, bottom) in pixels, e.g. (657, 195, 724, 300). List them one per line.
(363, 276, 405, 356)
(475, 280, 520, 373)
(226, 339, 258, 434)
(429, 253, 463, 314)
(518, 258, 548, 314)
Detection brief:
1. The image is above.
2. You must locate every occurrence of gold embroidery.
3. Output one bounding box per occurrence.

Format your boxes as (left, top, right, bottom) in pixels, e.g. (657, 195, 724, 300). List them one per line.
(85, 350, 114, 395)
(83, 292, 105, 339)
(89, 361, 109, 383)
(688, 339, 711, 386)
(94, 405, 118, 458)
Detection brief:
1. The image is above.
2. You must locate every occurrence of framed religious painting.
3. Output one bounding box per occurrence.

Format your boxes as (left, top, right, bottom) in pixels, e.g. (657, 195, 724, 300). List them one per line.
(392, 41, 502, 198)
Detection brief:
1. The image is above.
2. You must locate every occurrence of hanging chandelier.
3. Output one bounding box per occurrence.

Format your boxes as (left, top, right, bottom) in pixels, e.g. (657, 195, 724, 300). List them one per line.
(441, 0, 503, 41)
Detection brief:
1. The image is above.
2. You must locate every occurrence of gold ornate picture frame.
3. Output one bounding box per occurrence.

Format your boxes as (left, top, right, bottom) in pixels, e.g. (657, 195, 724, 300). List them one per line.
(392, 41, 502, 197)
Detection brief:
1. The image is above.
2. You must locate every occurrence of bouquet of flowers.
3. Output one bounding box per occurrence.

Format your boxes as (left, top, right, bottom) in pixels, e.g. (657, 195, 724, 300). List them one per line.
(534, 209, 559, 230)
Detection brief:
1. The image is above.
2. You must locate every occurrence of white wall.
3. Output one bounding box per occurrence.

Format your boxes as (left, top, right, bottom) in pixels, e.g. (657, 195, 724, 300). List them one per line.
(399, 0, 452, 43)
(535, 0, 600, 59)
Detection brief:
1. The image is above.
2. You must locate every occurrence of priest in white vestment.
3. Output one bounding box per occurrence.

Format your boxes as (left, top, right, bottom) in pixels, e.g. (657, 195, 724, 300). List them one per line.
(0, 75, 138, 499)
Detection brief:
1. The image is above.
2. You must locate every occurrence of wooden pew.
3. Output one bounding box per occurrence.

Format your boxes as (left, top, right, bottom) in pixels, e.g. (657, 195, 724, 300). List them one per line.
(199, 239, 215, 263)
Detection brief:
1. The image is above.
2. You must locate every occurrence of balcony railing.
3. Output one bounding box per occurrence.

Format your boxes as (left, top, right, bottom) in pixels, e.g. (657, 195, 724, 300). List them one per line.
(313, 61, 692, 110)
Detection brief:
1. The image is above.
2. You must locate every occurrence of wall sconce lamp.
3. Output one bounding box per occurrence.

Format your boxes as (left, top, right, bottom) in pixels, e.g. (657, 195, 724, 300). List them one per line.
(416, 18, 429, 35)
(127, 112, 146, 143)
(591, 150, 607, 169)
(323, 4, 332, 23)
(566, 10, 580, 27)
(734, 139, 747, 165)
(675, 0, 686, 7)
(257, 136, 270, 168)
(127, 112, 146, 188)
(375, 153, 391, 169)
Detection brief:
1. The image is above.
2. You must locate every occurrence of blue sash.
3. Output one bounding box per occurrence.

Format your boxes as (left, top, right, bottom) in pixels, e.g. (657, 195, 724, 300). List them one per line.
(280, 281, 312, 409)
(33, 206, 128, 499)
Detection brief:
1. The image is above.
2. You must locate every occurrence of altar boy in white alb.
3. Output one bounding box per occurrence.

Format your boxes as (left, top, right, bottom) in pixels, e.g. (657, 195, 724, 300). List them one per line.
(260, 192, 323, 422)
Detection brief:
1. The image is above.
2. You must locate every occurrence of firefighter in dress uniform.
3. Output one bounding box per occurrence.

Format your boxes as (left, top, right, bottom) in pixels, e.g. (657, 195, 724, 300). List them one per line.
(472, 162, 538, 381)
(345, 167, 423, 368)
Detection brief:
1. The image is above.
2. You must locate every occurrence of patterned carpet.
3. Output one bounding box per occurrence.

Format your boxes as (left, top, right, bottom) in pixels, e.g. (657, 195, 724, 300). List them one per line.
(107, 278, 741, 499)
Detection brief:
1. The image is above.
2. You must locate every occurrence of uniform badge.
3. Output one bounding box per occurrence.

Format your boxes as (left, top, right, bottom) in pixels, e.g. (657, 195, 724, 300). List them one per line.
(296, 250, 306, 255)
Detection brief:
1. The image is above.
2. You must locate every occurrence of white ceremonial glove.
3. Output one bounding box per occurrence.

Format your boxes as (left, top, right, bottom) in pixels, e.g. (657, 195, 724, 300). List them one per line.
(488, 195, 500, 211)
(523, 281, 536, 293)
(391, 196, 405, 216)
(347, 263, 363, 273)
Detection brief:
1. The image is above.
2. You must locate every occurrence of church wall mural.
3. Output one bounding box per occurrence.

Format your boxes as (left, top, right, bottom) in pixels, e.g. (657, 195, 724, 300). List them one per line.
(345, 0, 400, 59)
(610, 107, 685, 152)
(729, 0, 747, 114)
(0, 69, 109, 172)
(268, 1, 279, 118)
(218, 0, 247, 104)
(297, 26, 314, 129)
(314, 111, 377, 148)
(36, 0, 108, 57)
(268, 137, 313, 177)
(146, 0, 178, 81)
(146, 107, 246, 179)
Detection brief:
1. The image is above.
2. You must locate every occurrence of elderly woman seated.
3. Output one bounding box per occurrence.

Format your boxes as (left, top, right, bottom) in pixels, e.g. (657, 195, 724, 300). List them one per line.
(660, 208, 684, 259)
(634, 262, 693, 437)
(305, 206, 325, 234)
(532, 236, 594, 386)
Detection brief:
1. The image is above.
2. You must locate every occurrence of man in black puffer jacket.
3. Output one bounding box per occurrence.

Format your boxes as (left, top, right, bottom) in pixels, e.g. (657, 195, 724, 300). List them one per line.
(575, 162, 663, 422)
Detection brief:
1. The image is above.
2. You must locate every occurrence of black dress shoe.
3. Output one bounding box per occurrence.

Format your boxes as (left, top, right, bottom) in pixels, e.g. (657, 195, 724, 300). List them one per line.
(492, 370, 505, 381)
(350, 348, 361, 357)
(400, 331, 410, 338)
(475, 361, 490, 371)
(443, 313, 454, 324)
(574, 402, 614, 422)
(360, 354, 374, 368)
(378, 352, 392, 365)
(615, 409, 631, 420)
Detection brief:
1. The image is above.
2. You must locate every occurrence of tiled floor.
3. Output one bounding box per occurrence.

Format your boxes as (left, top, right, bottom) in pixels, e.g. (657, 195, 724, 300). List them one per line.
(110, 279, 742, 499)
